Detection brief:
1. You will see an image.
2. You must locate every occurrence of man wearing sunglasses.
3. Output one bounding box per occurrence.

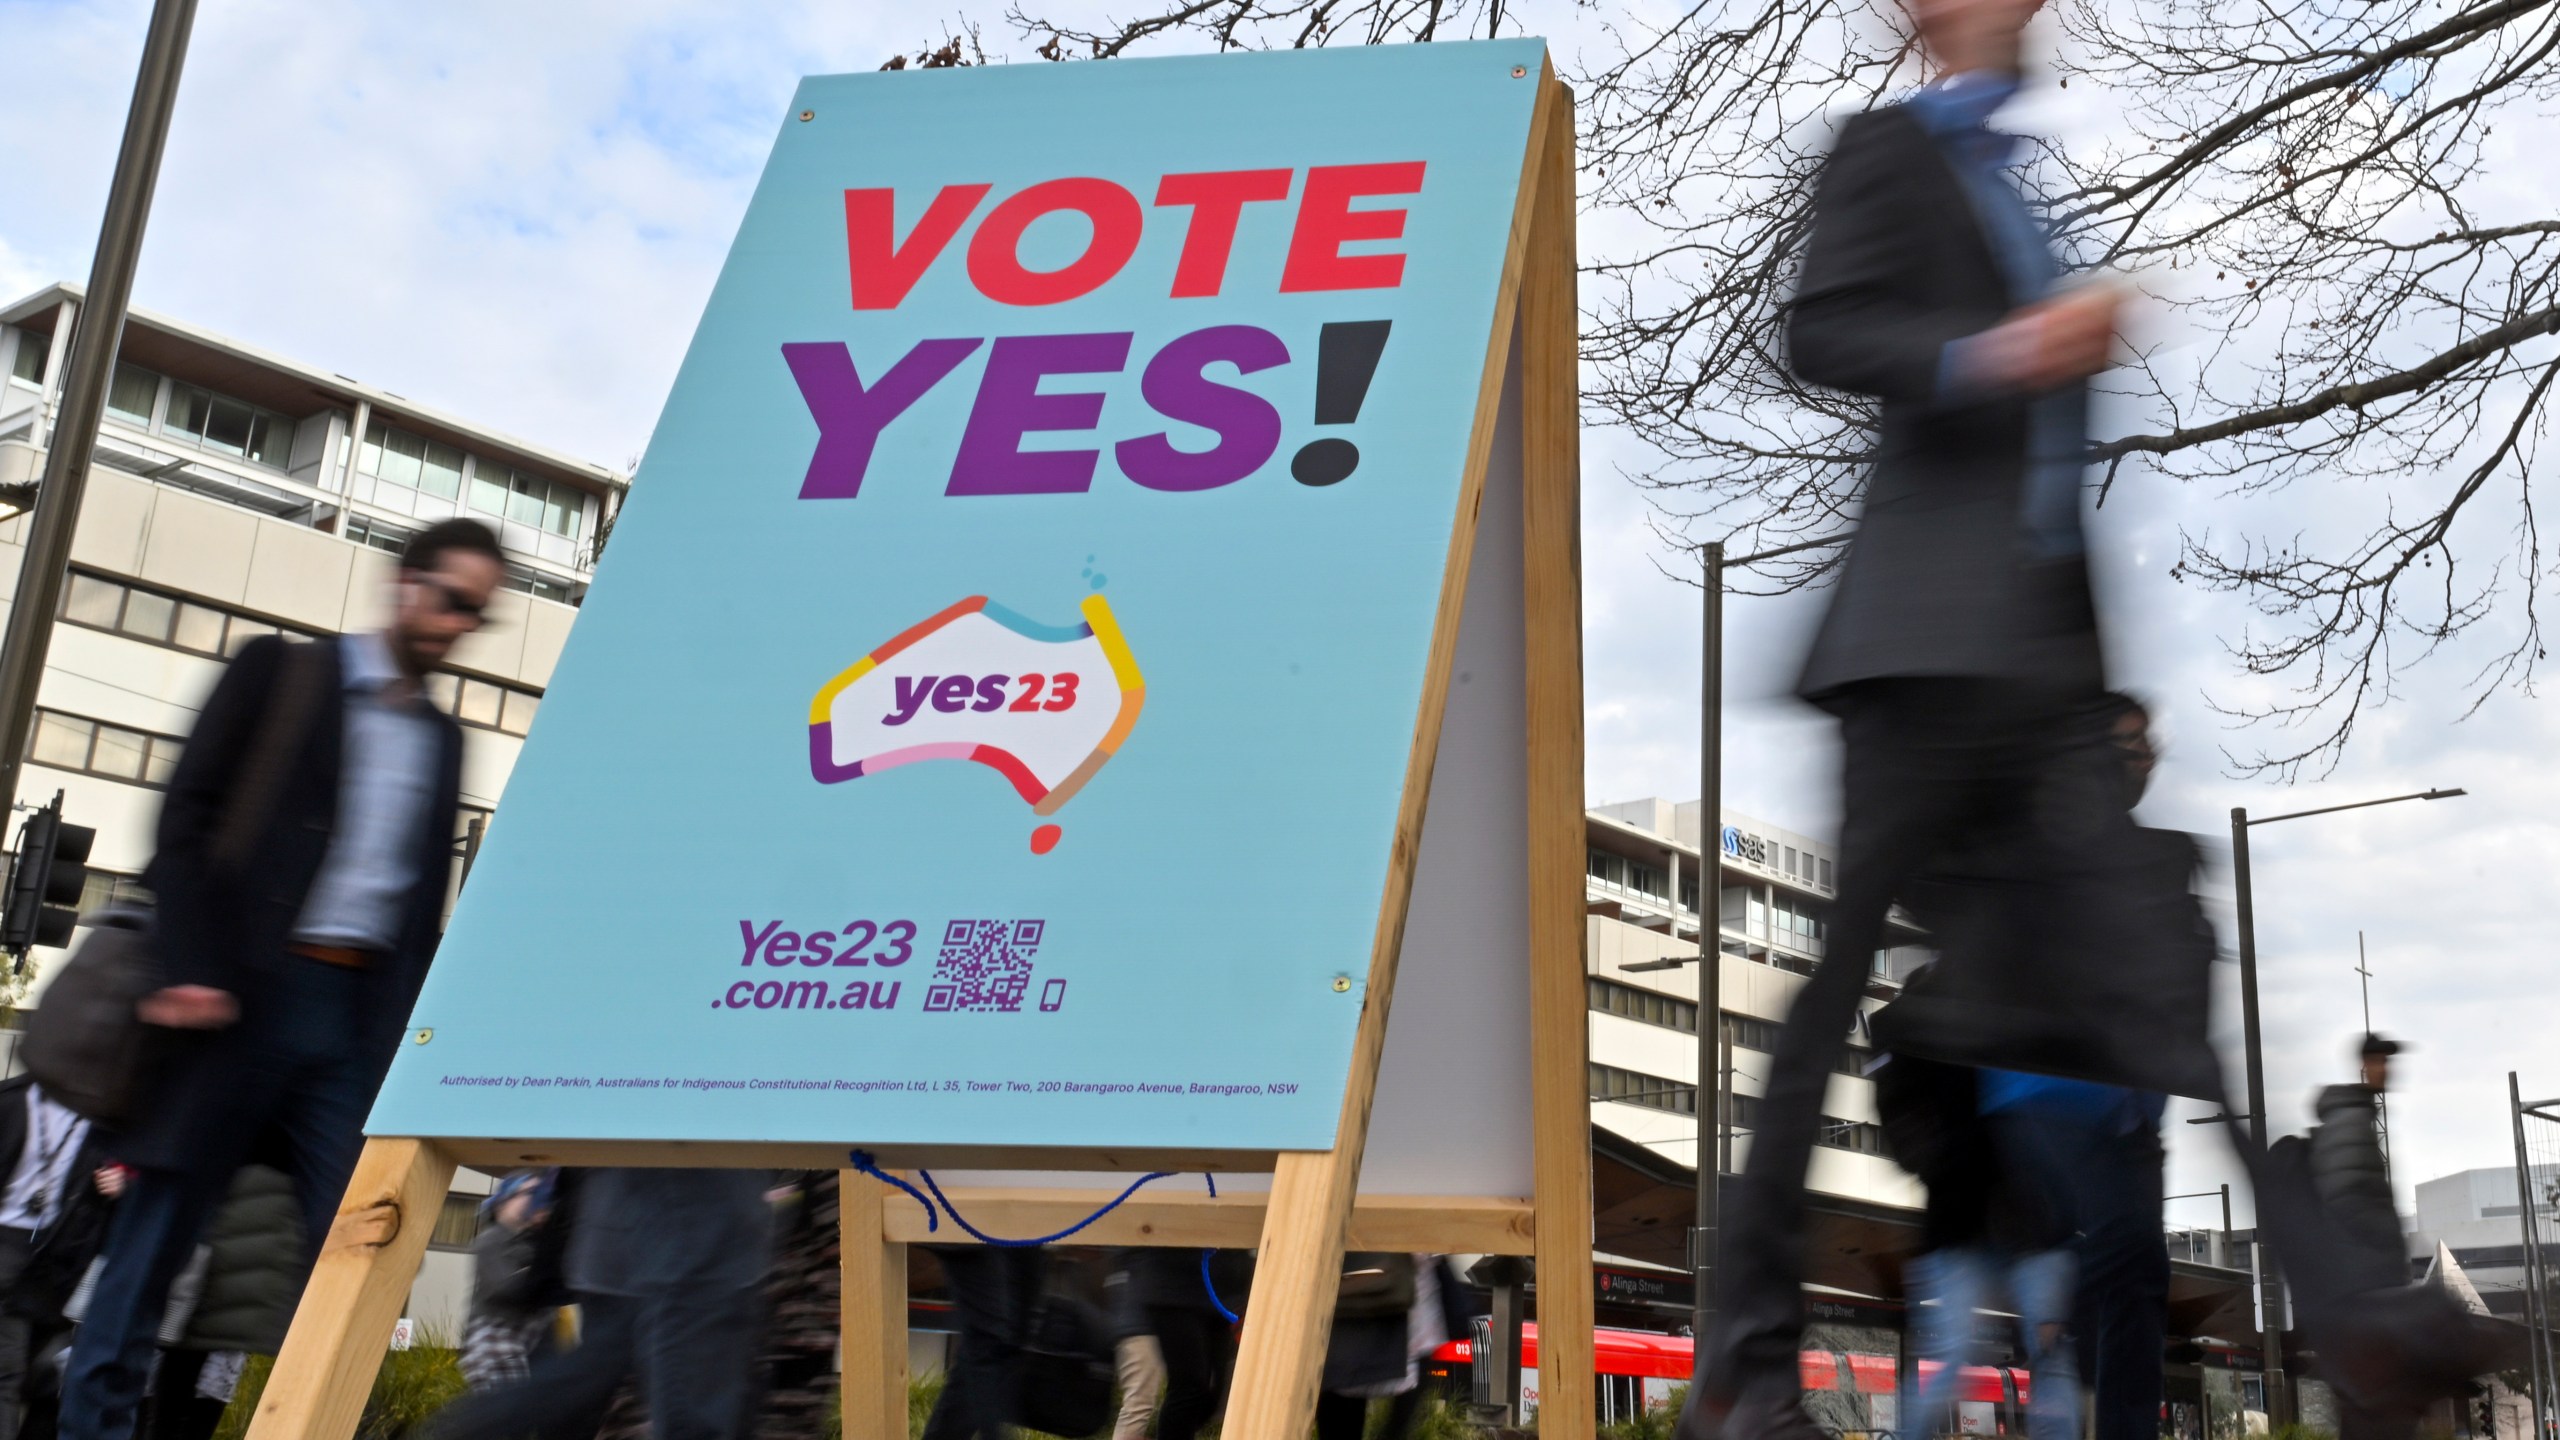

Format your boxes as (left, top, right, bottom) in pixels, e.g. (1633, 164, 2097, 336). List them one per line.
(60, 518, 504, 1440)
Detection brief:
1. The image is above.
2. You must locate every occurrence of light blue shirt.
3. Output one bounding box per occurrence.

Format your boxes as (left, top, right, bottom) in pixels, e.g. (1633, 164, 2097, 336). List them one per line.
(1910, 72, 2087, 561)
(292, 633, 441, 950)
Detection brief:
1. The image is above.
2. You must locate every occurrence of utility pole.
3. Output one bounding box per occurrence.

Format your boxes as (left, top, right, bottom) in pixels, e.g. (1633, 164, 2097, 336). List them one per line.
(0, 0, 200, 811)
(1692, 539, 1723, 1347)
(2230, 808, 2289, 1423)
(2511, 1075, 2560, 1440)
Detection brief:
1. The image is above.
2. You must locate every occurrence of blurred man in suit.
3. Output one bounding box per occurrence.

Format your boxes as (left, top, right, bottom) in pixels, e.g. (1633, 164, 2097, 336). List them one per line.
(1679, 0, 2129, 1435)
(60, 519, 499, 1440)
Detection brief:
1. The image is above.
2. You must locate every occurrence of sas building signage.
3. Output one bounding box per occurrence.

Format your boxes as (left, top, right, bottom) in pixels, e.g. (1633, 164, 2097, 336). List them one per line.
(1719, 825, 1770, 865)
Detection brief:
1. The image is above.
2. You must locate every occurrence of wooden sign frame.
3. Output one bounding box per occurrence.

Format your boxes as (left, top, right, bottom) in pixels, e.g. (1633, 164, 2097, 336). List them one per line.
(247, 68, 1588, 1440)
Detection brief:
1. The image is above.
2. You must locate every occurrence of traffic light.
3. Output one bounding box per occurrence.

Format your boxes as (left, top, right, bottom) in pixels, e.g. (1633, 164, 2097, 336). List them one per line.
(3, 792, 95, 956)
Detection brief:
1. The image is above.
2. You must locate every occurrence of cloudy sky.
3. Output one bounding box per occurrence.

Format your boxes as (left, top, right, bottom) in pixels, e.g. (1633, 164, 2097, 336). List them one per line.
(3, 0, 2549, 1233)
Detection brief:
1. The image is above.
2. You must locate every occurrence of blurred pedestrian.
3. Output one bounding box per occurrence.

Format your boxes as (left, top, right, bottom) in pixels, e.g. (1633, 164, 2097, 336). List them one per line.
(1685, 0, 2128, 1432)
(2310, 1034, 2406, 1288)
(1139, 1248, 1249, 1440)
(459, 1171, 557, 1390)
(1877, 1054, 2077, 1440)
(1103, 1251, 1165, 1440)
(424, 1167, 774, 1440)
(59, 519, 498, 1440)
(0, 1078, 117, 1440)
(1315, 1254, 1456, 1440)
(141, 1164, 303, 1440)
(2056, 698, 2174, 1440)
(919, 1246, 1045, 1440)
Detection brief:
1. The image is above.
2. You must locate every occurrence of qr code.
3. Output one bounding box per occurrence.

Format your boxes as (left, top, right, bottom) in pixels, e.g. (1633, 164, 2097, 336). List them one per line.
(924, 919, 1045, 1013)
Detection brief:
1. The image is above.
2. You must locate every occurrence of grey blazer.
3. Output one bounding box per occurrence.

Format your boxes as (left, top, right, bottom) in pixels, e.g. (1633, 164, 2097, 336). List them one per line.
(1787, 104, 2105, 705)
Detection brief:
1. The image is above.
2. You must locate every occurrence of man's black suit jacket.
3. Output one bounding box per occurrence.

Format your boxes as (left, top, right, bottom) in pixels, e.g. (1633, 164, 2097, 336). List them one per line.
(1788, 103, 2105, 705)
(125, 635, 464, 1171)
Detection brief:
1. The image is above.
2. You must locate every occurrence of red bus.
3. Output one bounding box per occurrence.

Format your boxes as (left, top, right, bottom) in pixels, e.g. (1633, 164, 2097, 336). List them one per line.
(1431, 1324, 2033, 1431)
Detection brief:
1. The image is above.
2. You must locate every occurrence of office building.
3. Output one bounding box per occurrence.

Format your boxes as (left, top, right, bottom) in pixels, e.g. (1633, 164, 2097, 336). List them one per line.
(0, 281, 624, 1329)
(2409, 1164, 2560, 1322)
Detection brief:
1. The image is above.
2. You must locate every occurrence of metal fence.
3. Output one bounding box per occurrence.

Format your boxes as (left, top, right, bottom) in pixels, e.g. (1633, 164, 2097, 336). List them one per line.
(2509, 1074, 2560, 1440)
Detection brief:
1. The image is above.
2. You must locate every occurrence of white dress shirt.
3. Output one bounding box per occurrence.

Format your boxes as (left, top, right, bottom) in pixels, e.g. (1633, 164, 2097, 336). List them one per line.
(0, 1084, 91, 1231)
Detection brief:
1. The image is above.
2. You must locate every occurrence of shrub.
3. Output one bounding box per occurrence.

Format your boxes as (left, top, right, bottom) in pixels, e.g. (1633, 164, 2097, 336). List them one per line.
(213, 1332, 466, 1440)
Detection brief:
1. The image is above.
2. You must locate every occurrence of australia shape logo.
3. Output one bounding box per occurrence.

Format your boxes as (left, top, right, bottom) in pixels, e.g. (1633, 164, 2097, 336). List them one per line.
(808, 594, 1144, 852)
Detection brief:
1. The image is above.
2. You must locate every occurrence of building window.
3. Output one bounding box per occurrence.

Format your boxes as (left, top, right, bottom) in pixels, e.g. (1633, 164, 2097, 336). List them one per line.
(106, 363, 159, 425)
(425, 673, 542, 737)
(1590, 1062, 1696, 1115)
(361, 420, 464, 501)
(501, 570, 578, 604)
(1589, 977, 1699, 1034)
(427, 1193, 484, 1251)
(60, 570, 302, 659)
(470, 461, 584, 541)
(1819, 858, 1834, 889)
(1725, 1093, 1885, 1154)
(28, 708, 184, 788)
(344, 515, 412, 555)
(1719, 1011, 1870, 1076)
(163, 382, 295, 470)
(77, 870, 152, 914)
(8, 331, 45, 386)
(1767, 890, 1826, 955)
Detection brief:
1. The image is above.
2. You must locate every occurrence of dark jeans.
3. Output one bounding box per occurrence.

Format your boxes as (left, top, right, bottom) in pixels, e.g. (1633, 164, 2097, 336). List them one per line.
(423, 1287, 762, 1440)
(61, 959, 375, 1440)
(1148, 1307, 1235, 1440)
(1, 1226, 36, 1440)
(140, 1351, 224, 1440)
(2071, 1124, 2169, 1440)
(922, 1247, 1046, 1440)
(1698, 679, 2125, 1414)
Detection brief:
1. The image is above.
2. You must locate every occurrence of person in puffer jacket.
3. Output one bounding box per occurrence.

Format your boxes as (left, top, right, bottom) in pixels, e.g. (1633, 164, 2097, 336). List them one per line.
(2307, 1033, 2406, 1286)
(143, 1165, 303, 1440)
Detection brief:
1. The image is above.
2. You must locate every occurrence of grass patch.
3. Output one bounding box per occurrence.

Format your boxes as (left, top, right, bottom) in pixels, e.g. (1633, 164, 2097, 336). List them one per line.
(212, 1333, 465, 1440)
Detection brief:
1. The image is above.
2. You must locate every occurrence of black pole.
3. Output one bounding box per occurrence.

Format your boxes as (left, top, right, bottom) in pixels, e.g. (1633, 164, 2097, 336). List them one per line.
(2512, 1073, 2554, 1440)
(0, 0, 199, 813)
(1692, 541, 1724, 1344)
(2230, 808, 2289, 1424)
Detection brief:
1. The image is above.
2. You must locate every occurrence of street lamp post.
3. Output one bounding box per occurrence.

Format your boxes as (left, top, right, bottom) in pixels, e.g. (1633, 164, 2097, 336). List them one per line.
(0, 0, 199, 811)
(2228, 786, 2464, 1426)
(1694, 540, 1723, 1345)
(1677, 534, 1839, 1346)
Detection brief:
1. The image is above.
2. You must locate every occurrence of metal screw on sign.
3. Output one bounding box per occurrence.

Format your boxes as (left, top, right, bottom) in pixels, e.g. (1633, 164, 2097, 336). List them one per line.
(1511, 66, 1527, 78)
(1332, 976, 1352, 993)
(412, 1028, 433, 1044)
(799, 109, 816, 122)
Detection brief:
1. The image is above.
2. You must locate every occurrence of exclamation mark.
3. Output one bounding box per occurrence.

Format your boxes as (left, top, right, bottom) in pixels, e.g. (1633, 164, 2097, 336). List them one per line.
(1290, 320, 1392, 486)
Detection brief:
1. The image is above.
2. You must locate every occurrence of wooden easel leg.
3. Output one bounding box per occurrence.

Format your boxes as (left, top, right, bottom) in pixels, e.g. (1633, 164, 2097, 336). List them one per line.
(246, 1137, 456, 1440)
(1222, 1148, 1356, 1440)
(1521, 74, 1596, 1440)
(840, 1170, 911, 1440)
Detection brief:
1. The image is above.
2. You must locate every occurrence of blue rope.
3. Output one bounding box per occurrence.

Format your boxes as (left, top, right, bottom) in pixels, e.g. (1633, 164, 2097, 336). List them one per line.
(847, 1150, 939, 1231)
(848, 1149, 1182, 1248)
(849, 1150, 1238, 1319)
(1200, 1246, 1240, 1324)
